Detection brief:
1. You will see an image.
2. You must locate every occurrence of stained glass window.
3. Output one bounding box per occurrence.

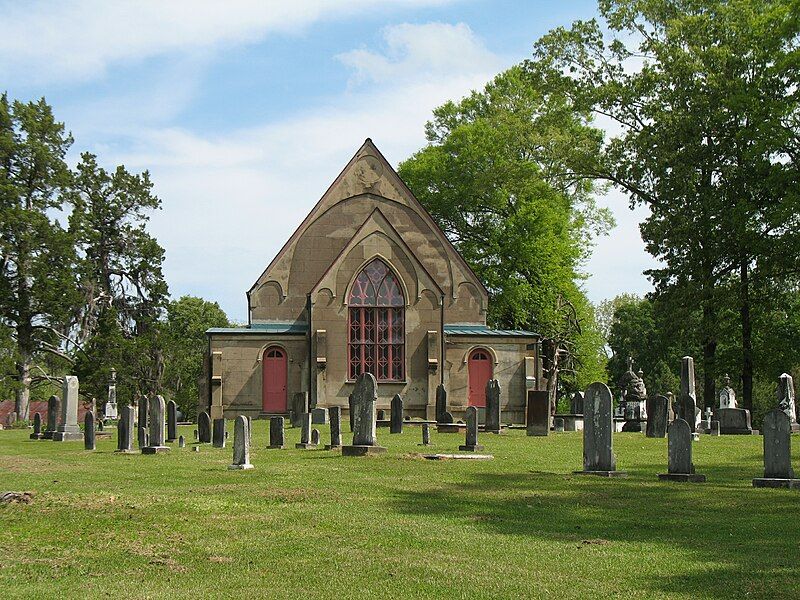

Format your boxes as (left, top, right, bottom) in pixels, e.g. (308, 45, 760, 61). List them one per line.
(347, 259, 404, 381)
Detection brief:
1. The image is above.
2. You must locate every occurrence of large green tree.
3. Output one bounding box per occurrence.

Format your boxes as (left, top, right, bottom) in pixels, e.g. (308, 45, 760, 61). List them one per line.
(399, 66, 613, 403)
(531, 0, 800, 410)
(0, 94, 78, 419)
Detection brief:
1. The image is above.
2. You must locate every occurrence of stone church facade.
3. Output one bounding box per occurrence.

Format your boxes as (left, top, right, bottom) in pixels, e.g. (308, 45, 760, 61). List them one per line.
(203, 139, 542, 423)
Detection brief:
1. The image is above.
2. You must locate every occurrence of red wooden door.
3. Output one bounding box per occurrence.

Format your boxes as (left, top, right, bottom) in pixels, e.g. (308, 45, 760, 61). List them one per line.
(468, 349, 493, 407)
(262, 347, 287, 413)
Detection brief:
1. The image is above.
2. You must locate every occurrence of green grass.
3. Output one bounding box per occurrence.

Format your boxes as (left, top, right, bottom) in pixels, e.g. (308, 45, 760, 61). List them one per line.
(1, 422, 799, 599)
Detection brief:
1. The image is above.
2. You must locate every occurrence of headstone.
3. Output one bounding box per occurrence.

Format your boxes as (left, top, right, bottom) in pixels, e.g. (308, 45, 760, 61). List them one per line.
(777, 373, 799, 428)
(574, 382, 626, 477)
(53, 376, 84, 442)
(137, 395, 148, 433)
(268, 416, 285, 449)
(718, 374, 737, 409)
(553, 417, 565, 432)
(166, 400, 178, 442)
(228, 415, 254, 470)
(84, 412, 96, 450)
(97, 420, 104, 432)
(703, 407, 713, 432)
(116, 405, 135, 453)
(198, 411, 211, 443)
(646, 395, 669, 438)
(247, 416, 252, 446)
(570, 391, 584, 415)
(753, 409, 799, 488)
(484, 379, 501, 434)
(311, 429, 320, 446)
(419, 423, 432, 446)
(718, 408, 756, 434)
(178, 435, 185, 448)
(311, 407, 328, 424)
(348, 393, 355, 431)
(709, 420, 720, 436)
(139, 426, 149, 448)
(104, 368, 118, 420)
(459, 406, 484, 451)
(658, 418, 705, 482)
(291, 392, 309, 428)
(679, 357, 698, 433)
(43, 395, 60, 439)
(212, 418, 226, 448)
(342, 373, 387, 456)
(142, 395, 170, 454)
(377, 409, 386, 421)
(325, 406, 342, 450)
(194, 429, 198, 440)
(435, 384, 452, 423)
(295, 413, 316, 448)
(30, 413, 43, 440)
(390, 394, 403, 434)
(526, 390, 550, 436)
(619, 358, 647, 432)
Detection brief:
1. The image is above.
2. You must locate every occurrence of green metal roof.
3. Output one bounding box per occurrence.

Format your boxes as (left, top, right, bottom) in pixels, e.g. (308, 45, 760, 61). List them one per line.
(443, 325, 539, 337)
(206, 322, 308, 335)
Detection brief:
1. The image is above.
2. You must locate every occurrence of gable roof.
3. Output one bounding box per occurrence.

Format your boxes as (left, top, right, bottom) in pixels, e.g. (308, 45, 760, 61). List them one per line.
(248, 138, 488, 298)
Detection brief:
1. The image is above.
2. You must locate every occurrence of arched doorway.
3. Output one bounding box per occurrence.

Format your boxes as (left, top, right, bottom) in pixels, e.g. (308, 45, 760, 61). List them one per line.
(262, 347, 287, 413)
(468, 348, 493, 407)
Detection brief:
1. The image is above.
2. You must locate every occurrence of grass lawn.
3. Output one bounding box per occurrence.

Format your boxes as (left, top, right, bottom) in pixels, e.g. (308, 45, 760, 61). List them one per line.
(1, 421, 799, 599)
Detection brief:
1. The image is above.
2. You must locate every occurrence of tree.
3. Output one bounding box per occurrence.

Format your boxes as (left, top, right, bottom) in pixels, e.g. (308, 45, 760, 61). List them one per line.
(67, 152, 168, 402)
(0, 94, 78, 419)
(398, 66, 613, 405)
(162, 296, 229, 418)
(530, 0, 800, 410)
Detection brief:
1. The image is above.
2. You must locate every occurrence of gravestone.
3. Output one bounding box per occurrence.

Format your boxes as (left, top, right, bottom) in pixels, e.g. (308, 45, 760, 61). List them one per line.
(43, 395, 60, 439)
(435, 384, 452, 423)
(679, 357, 698, 433)
(295, 413, 316, 449)
(459, 406, 484, 451)
(30, 413, 43, 440)
(752, 408, 800, 488)
(268, 416, 285, 449)
(553, 418, 565, 433)
(84, 412, 96, 450)
(194, 429, 198, 440)
(137, 395, 148, 434)
(116, 405, 135, 453)
(526, 390, 550, 437)
(104, 368, 118, 420)
(658, 418, 705, 482)
(718, 407, 756, 435)
(377, 409, 386, 421)
(325, 406, 342, 450)
(619, 358, 648, 432)
(228, 415, 254, 470)
(574, 382, 626, 477)
(178, 435, 185, 448)
(198, 411, 211, 443)
(142, 395, 170, 454)
(419, 423, 432, 446)
(291, 392, 309, 428)
(390, 394, 403, 434)
(212, 418, 226, 448)
(718, 374, 737, 409)
(348, 393, 354, 432)
(777, 373, 799, 431)
(484, 379, 501, 434)
(53, 376, 84, 442)
(166, 400, 178, 442)
(342, 373, 386, 456)
(709, 420, 720, 436)
(311, 429, 320, 446)
(311, 407, 329, 424)
(570, 391, 584, 415)
(646, 395, 669, 438)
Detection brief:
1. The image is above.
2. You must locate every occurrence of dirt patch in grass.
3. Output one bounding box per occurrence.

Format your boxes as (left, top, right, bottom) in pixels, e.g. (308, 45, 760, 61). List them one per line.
(209, 555, 233, 563)
(0, 455, 60, 474)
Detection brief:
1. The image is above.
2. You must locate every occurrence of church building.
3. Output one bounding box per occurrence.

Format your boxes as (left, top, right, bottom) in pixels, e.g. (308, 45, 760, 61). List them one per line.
(203, 139, 542, 423)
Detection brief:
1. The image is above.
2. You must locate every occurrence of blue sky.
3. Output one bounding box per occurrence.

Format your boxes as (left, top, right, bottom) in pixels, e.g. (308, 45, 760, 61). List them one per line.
(1, 0, 656, 322)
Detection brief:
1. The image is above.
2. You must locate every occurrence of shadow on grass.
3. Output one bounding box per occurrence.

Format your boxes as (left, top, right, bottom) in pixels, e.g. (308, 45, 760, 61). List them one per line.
(387, 470, 800, 597)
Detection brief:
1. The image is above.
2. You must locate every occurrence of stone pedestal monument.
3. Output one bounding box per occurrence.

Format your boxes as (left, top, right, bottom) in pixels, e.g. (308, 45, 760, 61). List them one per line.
(777, 373, 800, 433)
(103, 368, 118, 420)
(618, 358, 647, 432)
(717, 374, 756, 435)
(53, 376, 84, 442)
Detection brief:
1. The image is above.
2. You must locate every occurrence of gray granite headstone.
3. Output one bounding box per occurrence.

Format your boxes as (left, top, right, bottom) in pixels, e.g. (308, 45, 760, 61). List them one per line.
(116, 405, 135, 452)
(229, 415, 253, 470)
(268, 416, 285, 449)
(390, 394, 403, 434)
(484, 379, 501, 434)
(84, 411, 96, 450)
(311, 407, 329, 425)
(679, 357, 698, 433)
(295, 413, 317, 448)
(659, 418, 705, 482)
(570, 391, 584, 415)
(212, 418, 226, 448)
(53, 376, 84, 442)
(436, 384, 452, 423)
(142, 395, 170, 454)
(348, 393, 354, 432)
(762, 409, 794, 479)
(646, 395, 669, 438)
(311, 428, 320, 446)
(30, 412, 43, 439)
(576, 382, 624, 476)
(291, 392, 309, 428)
(166, 400, 178, 442)
(198, 411, 211, 443)
(179, 435, 185, 448)
(553, 418, 565, 432)
(137, 395, 148, 433)
(43, 395, 60, 439)
(777, 373, 798, 425)
(459, 406, 483, 451)
(342, 373, 386, 456)
(420, 423, 431, 446)
(326, 406, 342, 449)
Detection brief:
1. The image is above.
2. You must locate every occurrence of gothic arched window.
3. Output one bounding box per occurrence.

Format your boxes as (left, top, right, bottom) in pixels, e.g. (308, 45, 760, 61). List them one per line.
(347, 258, 405, 381)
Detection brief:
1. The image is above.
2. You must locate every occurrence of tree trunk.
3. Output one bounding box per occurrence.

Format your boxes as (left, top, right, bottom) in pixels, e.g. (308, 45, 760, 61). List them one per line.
(739, 260, 754, 412)
(14, 346, 32, 422)
(701, 303, 717, 411)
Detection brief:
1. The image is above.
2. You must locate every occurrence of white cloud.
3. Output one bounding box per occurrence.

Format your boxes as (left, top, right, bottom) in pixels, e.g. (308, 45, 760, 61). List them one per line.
(0, 0, 456, 84)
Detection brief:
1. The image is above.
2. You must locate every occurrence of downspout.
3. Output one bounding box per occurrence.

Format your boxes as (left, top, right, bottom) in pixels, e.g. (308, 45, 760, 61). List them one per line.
(307, 293, 314, 407)
(440, 294, 445, 385)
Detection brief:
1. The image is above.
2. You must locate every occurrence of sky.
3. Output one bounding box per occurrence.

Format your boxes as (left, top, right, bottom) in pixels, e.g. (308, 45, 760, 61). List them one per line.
(1, 0, 658, 323)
